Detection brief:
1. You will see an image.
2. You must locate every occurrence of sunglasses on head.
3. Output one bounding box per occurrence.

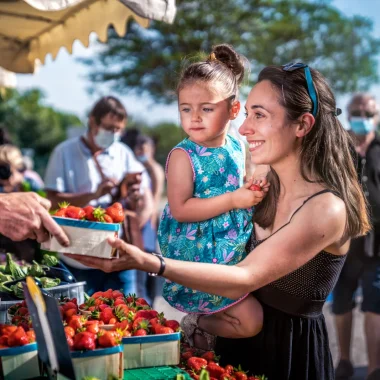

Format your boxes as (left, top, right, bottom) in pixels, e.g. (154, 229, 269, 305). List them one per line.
(350, 110, 377, 118)
(282, 62, 318, 117)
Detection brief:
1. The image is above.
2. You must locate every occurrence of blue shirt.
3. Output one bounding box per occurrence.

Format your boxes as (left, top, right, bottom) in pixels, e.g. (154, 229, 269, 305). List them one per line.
(44, 136, 148, 207)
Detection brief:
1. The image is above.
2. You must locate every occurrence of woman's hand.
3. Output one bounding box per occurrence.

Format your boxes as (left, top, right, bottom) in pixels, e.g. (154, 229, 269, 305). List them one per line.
(65, 237, 158, 273)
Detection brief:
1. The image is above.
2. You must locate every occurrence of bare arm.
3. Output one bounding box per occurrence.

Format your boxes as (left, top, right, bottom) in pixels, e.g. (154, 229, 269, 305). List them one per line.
(167, 149, 264, 223)
(135, 187, 154, 228)
(66, 193, 347, 300)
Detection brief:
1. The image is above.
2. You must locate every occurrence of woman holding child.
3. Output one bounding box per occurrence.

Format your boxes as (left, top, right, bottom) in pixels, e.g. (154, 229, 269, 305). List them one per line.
(68, 45, 369, 379)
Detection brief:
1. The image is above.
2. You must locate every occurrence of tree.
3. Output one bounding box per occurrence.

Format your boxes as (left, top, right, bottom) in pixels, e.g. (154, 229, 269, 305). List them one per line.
(82, 0, 380, 104)
(0, 89, 81, 175)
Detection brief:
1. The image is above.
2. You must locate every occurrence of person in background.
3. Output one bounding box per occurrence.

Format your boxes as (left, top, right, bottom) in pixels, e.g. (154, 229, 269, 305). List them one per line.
(44, 96, 153, 295)
(333, 93, 380, 380)
(0, 145, 43, 261)
(134, 134, 165, 227)
(124, 133, 164, 305)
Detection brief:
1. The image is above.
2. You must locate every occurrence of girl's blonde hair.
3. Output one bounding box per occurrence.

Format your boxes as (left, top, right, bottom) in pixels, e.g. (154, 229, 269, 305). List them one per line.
(0, 145, 24, 169)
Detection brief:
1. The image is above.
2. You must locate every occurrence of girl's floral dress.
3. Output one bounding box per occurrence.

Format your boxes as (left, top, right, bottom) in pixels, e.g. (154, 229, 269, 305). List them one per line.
(158, 135, 253, 314)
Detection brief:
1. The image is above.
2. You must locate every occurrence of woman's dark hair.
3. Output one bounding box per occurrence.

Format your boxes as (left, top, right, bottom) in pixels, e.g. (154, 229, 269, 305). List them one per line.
(254, 65, 370, 238)
(90, 96, 127, 125)
(177, 44, 248, 103)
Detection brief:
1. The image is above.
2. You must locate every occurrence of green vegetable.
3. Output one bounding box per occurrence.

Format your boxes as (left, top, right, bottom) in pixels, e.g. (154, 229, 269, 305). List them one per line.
(28, 261, 46, 277)
(5, 253, 25, 279)
(0, 265, 6, 273)
(11, 282, 24, 298)
(0, 273, 13, 282)
(0, 282, 12, 293)
(42, 254, 59, 267)
(40, 277, 61, 288)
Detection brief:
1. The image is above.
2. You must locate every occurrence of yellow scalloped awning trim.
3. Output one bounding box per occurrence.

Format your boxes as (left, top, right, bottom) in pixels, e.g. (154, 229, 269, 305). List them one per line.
(0, 0, 150, 73)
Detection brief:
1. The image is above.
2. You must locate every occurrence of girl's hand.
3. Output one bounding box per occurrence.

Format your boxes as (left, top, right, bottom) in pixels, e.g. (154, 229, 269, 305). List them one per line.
(231, 178, 266, 209)
(65, 237, 146, 273)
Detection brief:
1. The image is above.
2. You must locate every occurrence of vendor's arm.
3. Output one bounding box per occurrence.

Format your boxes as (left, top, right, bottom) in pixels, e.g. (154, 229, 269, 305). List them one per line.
(167, 149, 265, 223)
(66, 192, 347, 300)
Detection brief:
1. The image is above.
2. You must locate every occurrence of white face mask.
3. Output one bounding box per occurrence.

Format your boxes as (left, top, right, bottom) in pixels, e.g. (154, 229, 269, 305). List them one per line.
(94, 128, 120, 149)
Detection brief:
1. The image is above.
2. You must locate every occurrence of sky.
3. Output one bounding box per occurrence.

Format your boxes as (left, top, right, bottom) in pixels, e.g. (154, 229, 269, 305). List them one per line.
(14, 0, 380, 130)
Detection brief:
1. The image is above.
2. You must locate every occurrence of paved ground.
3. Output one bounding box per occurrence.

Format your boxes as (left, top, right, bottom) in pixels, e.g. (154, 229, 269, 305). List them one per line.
(154, 297, 368, 379)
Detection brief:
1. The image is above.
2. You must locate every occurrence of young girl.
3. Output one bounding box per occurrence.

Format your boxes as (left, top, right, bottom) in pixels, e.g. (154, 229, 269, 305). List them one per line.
(157, 44, 269, 350)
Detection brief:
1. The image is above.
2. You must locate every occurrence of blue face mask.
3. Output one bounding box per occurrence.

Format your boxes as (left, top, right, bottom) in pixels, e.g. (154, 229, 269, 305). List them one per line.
(136, 155, 148, 163)
(349, 117, 375, 136)
(94, 129, 120, 149)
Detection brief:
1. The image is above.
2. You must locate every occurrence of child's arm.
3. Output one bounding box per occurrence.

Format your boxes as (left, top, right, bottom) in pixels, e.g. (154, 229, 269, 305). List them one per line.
(167, 149, 264, 223)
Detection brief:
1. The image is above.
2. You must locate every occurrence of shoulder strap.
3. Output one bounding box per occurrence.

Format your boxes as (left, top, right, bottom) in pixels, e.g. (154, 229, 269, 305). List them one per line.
(80, 136, 107, 181)
(266, 189, 335, 240)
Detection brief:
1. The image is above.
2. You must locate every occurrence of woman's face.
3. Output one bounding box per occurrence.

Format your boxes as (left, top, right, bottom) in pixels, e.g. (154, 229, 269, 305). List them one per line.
(239, 80, 299, 165)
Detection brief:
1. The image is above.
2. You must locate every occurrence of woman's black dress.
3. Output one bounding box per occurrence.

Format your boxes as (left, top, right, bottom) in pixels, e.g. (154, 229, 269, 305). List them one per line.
(215, 190, 346, 380)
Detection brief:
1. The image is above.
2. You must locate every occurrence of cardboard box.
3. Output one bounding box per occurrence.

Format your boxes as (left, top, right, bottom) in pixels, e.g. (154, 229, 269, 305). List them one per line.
(58, 346, 123, 380)
(0, 343, 40, 380)
(123, 332, 180, 369)
(42, 217, 120, 259)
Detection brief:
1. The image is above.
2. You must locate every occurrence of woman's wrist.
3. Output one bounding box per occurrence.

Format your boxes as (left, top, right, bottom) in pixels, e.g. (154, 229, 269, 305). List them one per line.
(138, 251, 162, 274)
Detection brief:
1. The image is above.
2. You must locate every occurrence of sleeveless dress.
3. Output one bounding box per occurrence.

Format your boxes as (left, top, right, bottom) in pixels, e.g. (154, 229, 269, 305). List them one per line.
(158, 135, 253, 313)
(215, 190, 347, 380)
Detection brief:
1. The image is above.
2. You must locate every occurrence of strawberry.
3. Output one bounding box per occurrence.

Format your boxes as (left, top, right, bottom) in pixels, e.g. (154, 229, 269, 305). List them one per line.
(102, 289, 113, 299)
(65, 309, 77, 320)
(154, 325, 174, 335)
(224, 364, 234, 375)
(65, 206, 85, 220)
(234, 371, 248, 380)
(112, 290, 124, 299)
(73, 332, 96, 351)
(164, 319, 180, 331)
(125, 293, 137, 304)
(7, 327, 29, 347)
(92, 291, 104, 299)
(54, 202, 70, 217)
(62, 301, 78, 312)
(201, 351, 219, 363)
(26, 330, 36, 343)
(187, 357, 208, 372)
(135, 309, 158, 321)
(104, 214, 114, 223)
(83, 205, 95, 221)
(136, 297, 149, 306)
(115, 320, 131, 332)
(132, 317, 150, 331)
(68, 315, 86, 331)
(98, 330, 119, 347)
(249, 184, 262, 192)
(105, 203, 124, 223)
(99, 308, 116, 324)
(66, 335, 74, 350)
(64, 326, 75, 338)
(15, 307, 29, 316)
(133, 329, 148, 336)
(206, 362, 225, 378)
(84, 320, 100, 334)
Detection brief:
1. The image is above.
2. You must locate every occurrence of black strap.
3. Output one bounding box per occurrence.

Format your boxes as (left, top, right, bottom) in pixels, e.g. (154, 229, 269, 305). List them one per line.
(260, 189, 335, 241)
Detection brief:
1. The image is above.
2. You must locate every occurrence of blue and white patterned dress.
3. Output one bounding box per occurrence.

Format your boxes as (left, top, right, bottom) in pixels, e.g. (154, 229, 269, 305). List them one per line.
(158, 135, 253, 314)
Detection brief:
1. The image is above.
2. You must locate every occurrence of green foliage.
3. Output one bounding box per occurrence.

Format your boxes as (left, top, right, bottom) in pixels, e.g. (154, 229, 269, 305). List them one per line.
(82, 0, 380, 103)
(0, 88, 81, 175)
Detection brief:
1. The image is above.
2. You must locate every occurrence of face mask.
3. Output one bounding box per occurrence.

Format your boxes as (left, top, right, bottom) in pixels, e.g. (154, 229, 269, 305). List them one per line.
(94, 129, 120, 149)
(136, 155, 148, 163)
(349, 117, 375, 135)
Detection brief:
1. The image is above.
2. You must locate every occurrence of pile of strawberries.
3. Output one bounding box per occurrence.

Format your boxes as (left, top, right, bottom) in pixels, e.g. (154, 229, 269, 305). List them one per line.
(8, 300, 33, 331)
(0, 324, 36, 349)
(180, 345, 267, 380)
(53, 202, 124, 224)
(78, 290, 180, 336)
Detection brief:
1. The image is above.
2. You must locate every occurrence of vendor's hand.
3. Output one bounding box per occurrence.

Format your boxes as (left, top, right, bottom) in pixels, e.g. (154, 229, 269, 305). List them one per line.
(65, 236, 145, 273)
(0, 192, 69, 246)
(125, 173, 142, 204)
(95, 179, 117, 198)
(231, 177, 266, 209)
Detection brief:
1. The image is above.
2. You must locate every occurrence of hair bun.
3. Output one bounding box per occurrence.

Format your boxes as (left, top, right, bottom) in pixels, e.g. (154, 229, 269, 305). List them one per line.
(212, 44, 246, 85)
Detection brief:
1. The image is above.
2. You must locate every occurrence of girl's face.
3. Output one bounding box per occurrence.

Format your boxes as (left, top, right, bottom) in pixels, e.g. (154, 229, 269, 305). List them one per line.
(239, 80, 299, 165)
(178, 82, 239, 147)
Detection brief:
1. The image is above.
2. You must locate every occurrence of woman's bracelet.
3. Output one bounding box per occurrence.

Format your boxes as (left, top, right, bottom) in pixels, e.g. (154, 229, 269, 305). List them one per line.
(148, 252, 166, 277)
